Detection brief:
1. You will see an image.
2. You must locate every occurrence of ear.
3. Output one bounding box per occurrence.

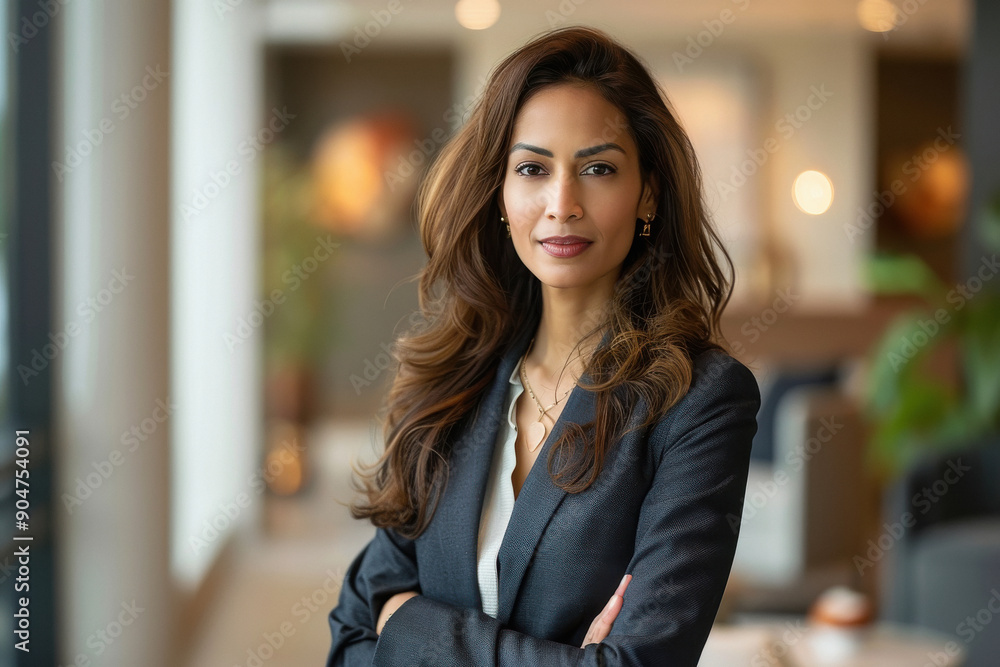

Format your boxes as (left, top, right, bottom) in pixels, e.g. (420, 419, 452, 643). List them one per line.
(497, 184, 507, 219)
(639, 174, 660, 215)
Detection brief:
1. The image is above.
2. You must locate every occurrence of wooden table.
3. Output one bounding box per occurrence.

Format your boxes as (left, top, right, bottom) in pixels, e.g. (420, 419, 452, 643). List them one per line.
(699, 617, 966, 666)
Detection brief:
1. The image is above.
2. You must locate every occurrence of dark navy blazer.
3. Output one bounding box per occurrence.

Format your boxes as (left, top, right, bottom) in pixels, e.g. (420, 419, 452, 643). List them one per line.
(326, 324, 760, 666)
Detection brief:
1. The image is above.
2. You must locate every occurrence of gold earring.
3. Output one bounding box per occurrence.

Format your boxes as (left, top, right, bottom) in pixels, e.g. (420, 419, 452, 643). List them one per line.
(640, 212, 653, 237)
(501, 215, 510, 237)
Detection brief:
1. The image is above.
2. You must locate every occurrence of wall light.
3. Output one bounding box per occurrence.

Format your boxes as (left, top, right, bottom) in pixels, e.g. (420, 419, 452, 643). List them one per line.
(856, 0, 900, 33)
(793, 170, 834, 215)
(455, 0, 500, 30)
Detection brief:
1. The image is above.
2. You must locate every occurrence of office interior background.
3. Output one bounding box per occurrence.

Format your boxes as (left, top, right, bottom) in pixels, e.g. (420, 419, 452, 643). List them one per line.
(2, 0, 999, 665)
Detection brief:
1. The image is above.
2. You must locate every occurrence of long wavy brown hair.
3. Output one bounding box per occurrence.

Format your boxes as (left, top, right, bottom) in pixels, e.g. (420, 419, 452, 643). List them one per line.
(348, 25, 735, 539)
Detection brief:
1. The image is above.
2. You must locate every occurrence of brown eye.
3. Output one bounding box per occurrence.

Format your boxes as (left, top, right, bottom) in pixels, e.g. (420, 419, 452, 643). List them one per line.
(584, 163, 616, 176)
(514, 163, 545, 177)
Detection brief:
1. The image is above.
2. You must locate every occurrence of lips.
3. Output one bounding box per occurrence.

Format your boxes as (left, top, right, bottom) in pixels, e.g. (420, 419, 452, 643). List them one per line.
(539, 235, 591, 244)
(539, 235, 592, 258)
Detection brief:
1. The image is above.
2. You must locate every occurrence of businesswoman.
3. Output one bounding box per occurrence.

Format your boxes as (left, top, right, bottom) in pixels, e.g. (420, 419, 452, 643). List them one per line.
(326, 25, 760, 667)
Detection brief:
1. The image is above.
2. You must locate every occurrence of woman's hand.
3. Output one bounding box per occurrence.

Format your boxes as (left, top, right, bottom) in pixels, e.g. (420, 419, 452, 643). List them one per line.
(376, 591, 419, 635)
(582, 574, 632, 647)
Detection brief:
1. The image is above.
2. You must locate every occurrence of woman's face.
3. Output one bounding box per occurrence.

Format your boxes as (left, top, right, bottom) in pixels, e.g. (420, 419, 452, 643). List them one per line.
(500, 82, 657, 296)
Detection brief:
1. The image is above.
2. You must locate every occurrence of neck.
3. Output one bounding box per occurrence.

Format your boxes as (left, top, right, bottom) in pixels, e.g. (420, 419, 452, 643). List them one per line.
(526, 281, 613, 391)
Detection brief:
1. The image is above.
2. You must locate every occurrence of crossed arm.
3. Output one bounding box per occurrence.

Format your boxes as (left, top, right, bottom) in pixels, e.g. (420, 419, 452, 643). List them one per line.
(325, 357, 759, 666)
(376, 574, 633, 643)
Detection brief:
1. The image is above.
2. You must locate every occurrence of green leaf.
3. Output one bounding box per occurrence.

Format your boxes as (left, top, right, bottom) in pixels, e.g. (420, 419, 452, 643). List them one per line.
(960, 295, 1000, 428)
(864, 310, 948, 416)
(864, 252, 945, 298)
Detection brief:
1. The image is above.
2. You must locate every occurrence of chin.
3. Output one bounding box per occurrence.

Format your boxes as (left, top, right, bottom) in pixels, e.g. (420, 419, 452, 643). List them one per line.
(534, 272, 602, 291)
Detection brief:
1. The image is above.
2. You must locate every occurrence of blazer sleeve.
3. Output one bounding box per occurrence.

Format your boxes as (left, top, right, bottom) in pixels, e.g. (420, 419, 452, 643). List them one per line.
(325, 526, 421, 666)
(597, 352, 759, 665)
(369, 352, 760, 666)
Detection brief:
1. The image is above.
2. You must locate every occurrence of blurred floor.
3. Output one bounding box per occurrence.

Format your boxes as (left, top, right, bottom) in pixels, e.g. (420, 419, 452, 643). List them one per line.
(183, 420, 378, 667)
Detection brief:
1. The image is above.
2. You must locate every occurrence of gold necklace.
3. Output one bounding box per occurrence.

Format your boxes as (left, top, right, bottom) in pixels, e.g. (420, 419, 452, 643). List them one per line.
(518, 337, 576, 452)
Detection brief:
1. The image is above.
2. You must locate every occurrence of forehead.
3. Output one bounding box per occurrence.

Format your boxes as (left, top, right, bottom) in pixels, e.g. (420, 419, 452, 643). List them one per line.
(510, 83, 633, 151)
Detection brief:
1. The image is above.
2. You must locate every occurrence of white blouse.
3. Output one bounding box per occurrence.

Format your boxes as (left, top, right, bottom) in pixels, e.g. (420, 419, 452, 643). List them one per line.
(476, 361, 523, 618)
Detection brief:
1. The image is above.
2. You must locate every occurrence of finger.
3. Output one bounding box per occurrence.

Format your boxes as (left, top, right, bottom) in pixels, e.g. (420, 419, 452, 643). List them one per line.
(601, 588, 624, 623)
(612, 574, 632, 600)
(581, 574, 632, 648)
(582, 590, 623, 647)
(599, 575, 630, 625)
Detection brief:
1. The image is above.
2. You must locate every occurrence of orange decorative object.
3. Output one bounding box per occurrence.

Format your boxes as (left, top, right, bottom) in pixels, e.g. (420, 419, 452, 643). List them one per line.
(264, 420, 307, 496)
(310, 110, 421, 241)
(808, 587, 875, 628)
(884, 142, 969, 239)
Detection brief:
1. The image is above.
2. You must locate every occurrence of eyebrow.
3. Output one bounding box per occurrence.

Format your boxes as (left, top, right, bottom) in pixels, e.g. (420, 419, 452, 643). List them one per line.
(508, 142, 626, 158)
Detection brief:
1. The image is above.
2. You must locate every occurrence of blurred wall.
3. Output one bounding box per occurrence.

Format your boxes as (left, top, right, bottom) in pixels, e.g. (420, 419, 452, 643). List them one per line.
(743, 31, 873, 310)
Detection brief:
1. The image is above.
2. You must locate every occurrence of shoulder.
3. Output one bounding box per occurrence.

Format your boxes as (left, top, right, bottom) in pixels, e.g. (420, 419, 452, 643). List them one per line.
(647, 347, 761, 463)
(688, 347, 760, 404)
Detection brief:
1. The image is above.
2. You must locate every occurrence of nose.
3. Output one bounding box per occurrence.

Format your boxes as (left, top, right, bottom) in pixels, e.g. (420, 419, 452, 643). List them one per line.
(544, 174, 583, 223)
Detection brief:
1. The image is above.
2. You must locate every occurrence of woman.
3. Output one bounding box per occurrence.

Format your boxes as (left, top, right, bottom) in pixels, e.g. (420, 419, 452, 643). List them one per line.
(326, 25, 760, 666)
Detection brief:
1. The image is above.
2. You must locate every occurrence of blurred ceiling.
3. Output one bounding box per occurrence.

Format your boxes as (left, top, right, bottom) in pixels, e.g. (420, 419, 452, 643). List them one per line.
(262, 0, 968, 52)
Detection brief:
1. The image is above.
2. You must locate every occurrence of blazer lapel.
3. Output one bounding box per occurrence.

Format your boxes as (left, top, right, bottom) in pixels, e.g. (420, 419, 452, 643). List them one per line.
(425, 325, 607, 623)
(493, 355, 599, 624)
(427, 325, 535, 610)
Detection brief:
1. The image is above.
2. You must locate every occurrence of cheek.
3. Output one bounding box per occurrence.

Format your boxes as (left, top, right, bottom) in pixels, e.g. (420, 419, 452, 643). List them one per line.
(592, 201, 638, 243)
(503, 178, 546, 220)
(611, 221, 637, 254)
(501, 174, 520, 205)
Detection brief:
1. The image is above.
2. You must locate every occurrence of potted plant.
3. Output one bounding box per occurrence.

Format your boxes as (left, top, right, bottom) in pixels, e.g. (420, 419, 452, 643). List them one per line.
(260, 143, 339, 496)
(863, 190, 1000, 479)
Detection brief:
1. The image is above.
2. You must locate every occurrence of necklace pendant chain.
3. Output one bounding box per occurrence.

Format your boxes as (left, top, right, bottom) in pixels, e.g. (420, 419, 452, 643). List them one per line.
(518, 337, 578, 451)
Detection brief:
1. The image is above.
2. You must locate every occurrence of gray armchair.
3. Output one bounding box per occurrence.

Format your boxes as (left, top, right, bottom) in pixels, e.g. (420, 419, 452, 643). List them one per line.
(878, 436, 1000, 667)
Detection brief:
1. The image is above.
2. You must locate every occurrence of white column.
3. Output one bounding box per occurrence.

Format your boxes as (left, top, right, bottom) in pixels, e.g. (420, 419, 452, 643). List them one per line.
(54, 0, 174, 664)
(170, 0, 265, 591)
